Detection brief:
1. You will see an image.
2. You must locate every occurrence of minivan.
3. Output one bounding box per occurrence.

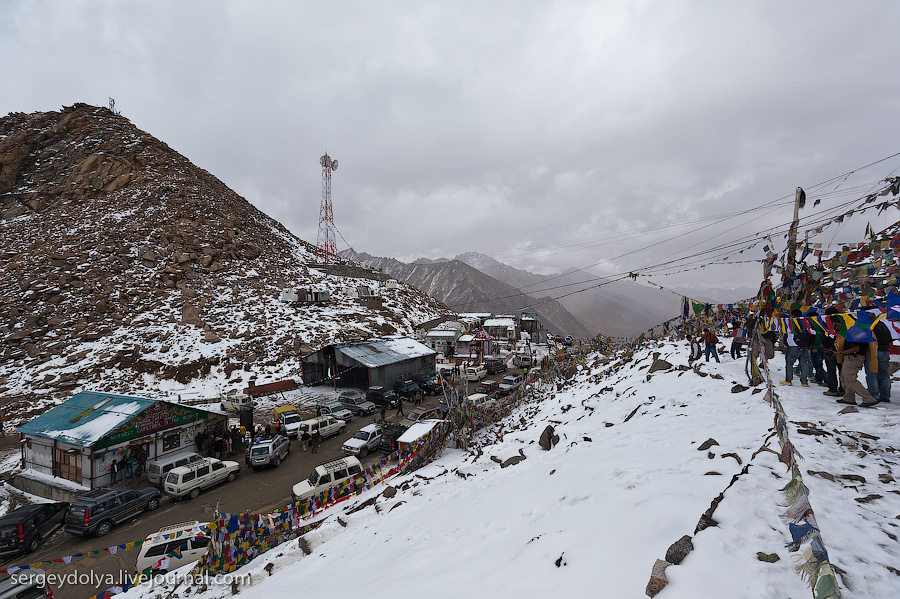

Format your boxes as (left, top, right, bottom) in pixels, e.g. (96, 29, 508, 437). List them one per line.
(291, 456, 363, 502)
(298, 416, 345, 440)
(163, 457, 240, 500)
(147, 451, 204, 486)
(134, 521, 209, 574)
(0, 503, 69, 557)
(467, 393, 497, 410)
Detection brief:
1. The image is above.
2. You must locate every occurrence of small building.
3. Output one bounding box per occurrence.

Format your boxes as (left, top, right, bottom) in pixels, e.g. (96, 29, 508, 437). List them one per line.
(244, 378, 299, 398)
(483, 317, 518, 341)
(310, 289, 330, 303)
(424, 328, 462, 353)
(384, 279, 400, 290)
(457, 313, 492, 328)
(301, 336, 437, 389)
(15, 391, 225, 496)
(519, 312, 548, 344)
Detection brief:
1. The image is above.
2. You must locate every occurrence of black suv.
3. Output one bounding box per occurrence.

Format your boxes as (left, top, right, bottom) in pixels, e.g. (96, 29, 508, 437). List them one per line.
(393, 380, 422, 399)
(366, 386, 399, 408)
(379, 424, 409, 453)
(484, 358, 508, 375)
(65, 487, 161, 537)
(412, 374, 442, 395)
(0, 502, 69, 557)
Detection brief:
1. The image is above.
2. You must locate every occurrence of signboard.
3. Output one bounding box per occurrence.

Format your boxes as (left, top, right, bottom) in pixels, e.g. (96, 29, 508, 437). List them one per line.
(96, 402, 206, 449)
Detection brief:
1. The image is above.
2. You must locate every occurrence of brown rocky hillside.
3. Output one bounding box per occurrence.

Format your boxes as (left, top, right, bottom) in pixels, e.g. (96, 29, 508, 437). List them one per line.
(0, 103, 449, 425)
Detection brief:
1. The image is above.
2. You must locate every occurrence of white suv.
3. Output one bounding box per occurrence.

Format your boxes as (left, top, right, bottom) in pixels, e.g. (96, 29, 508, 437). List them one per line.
(498, 374, 524, 395)
(164, 457, 240, 500)
(299, 416, 346, 439)
(134, 521, 209, 574)
(291, 457, 363, 501)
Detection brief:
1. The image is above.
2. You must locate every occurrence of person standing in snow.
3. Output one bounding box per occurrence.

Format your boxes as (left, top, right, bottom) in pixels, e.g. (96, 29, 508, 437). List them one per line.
(702, 328, 720, 363)
(395, 395, 405, 417)
(780, 309, 810, 387)
(109, 459, 119, 485)
(835, 335, 878, 407)
(689, 336, 702, 363)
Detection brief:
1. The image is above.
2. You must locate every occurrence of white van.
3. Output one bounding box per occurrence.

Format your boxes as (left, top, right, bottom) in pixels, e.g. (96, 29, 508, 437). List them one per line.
(468, 393, 497, 409)
(134, 521, 209, 574)
(147, 451, 203, 487)
(163, 457, 240, 500)
(291, 456, 363, 502)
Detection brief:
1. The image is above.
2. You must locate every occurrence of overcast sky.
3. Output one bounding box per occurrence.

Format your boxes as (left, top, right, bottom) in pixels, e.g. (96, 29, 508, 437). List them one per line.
(3, 1, 900, 297)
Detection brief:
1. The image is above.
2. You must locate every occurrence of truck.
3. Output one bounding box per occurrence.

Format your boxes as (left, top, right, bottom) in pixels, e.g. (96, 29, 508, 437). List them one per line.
(274, 405, 303, 438)
(220, 392, 252, 413)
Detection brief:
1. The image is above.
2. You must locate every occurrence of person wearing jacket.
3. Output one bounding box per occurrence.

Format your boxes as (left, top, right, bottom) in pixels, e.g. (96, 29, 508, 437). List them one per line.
(701, 328, 719, 363)
(835, 335, 878, 407)
(781, 309, 810, 387)
(864, 320, 892, 403)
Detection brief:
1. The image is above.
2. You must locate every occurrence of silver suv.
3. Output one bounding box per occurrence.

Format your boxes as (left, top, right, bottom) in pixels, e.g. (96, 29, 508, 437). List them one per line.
(248, 435, 290, 469)
(339, 391, 377, 415)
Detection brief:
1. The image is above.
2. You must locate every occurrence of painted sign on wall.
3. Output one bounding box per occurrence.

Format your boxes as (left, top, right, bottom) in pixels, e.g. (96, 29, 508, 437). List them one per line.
(96, 402, 205, 449)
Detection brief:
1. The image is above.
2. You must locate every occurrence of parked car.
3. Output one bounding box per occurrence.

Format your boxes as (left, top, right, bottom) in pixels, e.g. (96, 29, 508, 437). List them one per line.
(475, 380, 500, 396)
(411, 374, 442, 395)
(512, 353, 533, 368)
(342, 424, 383, 458)
(468, 392, 498, 410)
(66, 487, 161, 537)
(379, 424, 409, 453)
(438, 368, 455, 383)
(0, 502, 69, 557)
(0, 568, 52, 599)
(163, 457, 240, 500)
(483, 358, 508, 375)
(399, 407, 442, 428)
(465, 365, 487, 381)
(220, 392, 252, 412)
(274, 406, 303, 438)
(147, 451, 204, 487)
(366, 386, 399, 408)
(393, 380, 422, 400)
(134, 521, 209, 574)
(498, 374, 524, 395)
(298, 415, 346, 440)
(248, 434, 290, 469)
(291, 456, 363, 502)
(339, 391, 377, 415)
(316, 401, 354, 422)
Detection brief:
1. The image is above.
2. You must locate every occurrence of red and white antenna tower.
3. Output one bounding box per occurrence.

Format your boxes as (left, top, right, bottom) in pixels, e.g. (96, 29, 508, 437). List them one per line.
(315, 152, 339, 264)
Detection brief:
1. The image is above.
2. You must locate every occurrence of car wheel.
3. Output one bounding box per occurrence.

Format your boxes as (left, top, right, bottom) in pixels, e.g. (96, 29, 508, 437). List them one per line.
(95, 521, 112, 537)
(146, 497, 160, 511)
(360, 447, 368, 459)
(273, 457, 280, 467)
(27, 536, 40, 553)
(227, 471, 236, 482)
(338, 427, 345, 435)
(189, 488, 200, 500)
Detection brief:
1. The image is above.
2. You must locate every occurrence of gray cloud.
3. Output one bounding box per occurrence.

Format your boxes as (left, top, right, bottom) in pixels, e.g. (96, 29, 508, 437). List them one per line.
(2, 1, 899, 296)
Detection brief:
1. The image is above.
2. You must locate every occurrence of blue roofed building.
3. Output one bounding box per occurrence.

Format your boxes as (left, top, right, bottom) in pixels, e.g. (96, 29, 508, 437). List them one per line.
(15, 391, 225, 497)
(301, 335, 437, 389)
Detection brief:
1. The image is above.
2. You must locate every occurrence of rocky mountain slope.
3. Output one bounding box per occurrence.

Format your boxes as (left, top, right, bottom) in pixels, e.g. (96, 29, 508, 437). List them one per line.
(341, 250, 593, 339)
(0, 103, 450, 424)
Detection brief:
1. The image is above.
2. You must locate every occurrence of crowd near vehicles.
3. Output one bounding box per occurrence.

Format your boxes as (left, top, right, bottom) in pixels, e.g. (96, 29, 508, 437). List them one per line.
(339, 391, 377, 415)
(0, 502, 69, 556)
(342, 424, 383, 458)
(291, 456, 363, 502)
(134, 521, 209, 574)
(248, 434, 290, 469)
(65, 487, 161, 537)
(163, 457, 240, 500)
(274, 406, 303, 438)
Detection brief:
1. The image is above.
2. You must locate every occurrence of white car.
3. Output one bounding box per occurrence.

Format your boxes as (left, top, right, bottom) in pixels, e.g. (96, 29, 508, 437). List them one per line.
(299, 416, 346, 439)
(164, 457, 240, 500)
(134, 521, 209, 574)
(465, 366, 487, 381)
(291, 457, 363, 501)
(342, 424, 383, 458)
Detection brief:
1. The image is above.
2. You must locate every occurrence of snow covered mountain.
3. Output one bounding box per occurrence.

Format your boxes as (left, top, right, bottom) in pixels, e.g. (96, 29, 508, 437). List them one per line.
(0, 104, 450, 424)
(341, 250, 593, 339)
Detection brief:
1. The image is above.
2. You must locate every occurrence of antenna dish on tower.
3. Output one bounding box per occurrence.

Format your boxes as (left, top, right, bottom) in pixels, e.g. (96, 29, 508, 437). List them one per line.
(315, 152, 339, 264)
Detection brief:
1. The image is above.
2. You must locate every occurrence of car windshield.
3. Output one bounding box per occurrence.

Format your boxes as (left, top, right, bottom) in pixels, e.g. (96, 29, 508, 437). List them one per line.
(283, 414, 301, 424)
(353, 397, 366, 405)
(250, 447, 270, 456)
(307, 471, 319, 486)
(353, 431, 369, 440)
(408, 411, 423, 420)
(166, 472, 180, 483)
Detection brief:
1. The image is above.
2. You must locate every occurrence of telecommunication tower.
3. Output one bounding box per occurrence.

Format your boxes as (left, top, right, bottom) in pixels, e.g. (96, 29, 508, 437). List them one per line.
(315, 152, 339, 264)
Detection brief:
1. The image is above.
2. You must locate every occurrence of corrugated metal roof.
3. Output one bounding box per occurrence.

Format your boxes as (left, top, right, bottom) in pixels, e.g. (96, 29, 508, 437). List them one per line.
(336, 336, 436, 368)
(17, 391, 156, 446)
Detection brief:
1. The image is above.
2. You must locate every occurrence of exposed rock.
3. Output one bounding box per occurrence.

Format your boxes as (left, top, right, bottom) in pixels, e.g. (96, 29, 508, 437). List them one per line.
(855, 494, 882, 504)
(698, 438, 719, 451)
(645, 559, 670, 597)
(648, 359, 672, 373)
(731, 384, 749, 393)
(665, 535, 694, 565)
(539, 425, 559, 451)
(203, 331, 221, 343)
(722, 452, 742, 465)
(757, 552, 780, 563)
(382, 486, 397, 499)
(181, 302, 204, 327)
(808, 470, 836, 482)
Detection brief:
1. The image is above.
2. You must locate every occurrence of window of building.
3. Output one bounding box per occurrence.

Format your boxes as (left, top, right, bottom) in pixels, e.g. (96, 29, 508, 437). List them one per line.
(163, 432, 181, 452)
(52, 448, 81, 483)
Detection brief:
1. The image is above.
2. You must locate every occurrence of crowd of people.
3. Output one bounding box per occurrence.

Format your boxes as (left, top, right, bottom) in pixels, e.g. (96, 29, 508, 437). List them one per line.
(107, 444, 148, 484)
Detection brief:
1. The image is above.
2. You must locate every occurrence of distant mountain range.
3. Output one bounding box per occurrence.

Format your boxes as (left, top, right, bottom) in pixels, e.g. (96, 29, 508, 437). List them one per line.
(342, 249, 687, 337)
